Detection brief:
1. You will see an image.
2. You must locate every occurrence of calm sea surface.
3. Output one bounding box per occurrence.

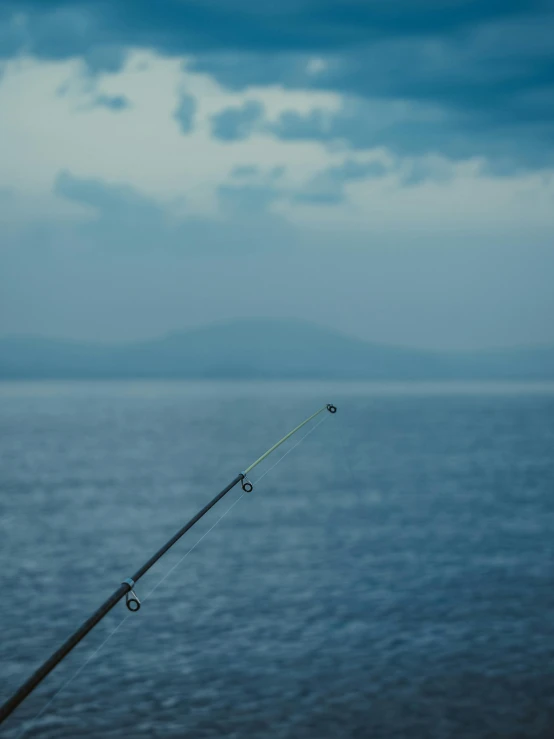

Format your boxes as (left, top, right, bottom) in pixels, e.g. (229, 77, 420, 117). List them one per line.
(1, 381, 553, 738)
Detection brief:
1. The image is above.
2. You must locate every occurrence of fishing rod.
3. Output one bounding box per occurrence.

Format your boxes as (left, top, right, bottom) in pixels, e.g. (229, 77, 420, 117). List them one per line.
(0, 402, 337, 725)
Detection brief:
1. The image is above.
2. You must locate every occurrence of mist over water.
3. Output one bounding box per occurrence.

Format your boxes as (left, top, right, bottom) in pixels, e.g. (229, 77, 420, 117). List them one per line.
(1, 381, 554, 738)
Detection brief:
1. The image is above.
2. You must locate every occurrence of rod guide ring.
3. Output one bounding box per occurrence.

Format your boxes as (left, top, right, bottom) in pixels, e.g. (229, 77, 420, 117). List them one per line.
(126, 593, 141, 612)
(122, 578, 141, 612)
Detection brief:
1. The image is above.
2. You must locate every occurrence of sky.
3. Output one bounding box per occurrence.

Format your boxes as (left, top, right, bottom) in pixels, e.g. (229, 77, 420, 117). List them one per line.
(0, 0, 553, 351)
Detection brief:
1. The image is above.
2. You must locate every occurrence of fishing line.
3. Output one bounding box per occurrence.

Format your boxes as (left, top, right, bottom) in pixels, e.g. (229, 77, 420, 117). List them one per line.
(15, 616, 131, 739)
(251, 413, 328, 486)
(3, 404, 336, 732)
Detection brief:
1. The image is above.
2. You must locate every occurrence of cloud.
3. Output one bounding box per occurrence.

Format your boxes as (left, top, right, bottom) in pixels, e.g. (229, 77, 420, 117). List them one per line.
(51, 169, 298, 255)
(2, 52, 553, 233)
(329, 159, 387, 180)
(291, 189, 343, 206)
(3, 184, 554, 350)
(217, 183, 281, 212)
(1, 1, 544, 61)
(231, 164, 259, 178)
(217, 164, 286, 212)
(218, 157, 389, 209)
(210, 100, 265, 141)
(1, 2, 553, 169)
(257, 98, 464, 163)
(2, 159, 554, 350)
(0, 53, 372, 222)
(55, 170, 156, 214)
(93, 93, 130, 111)
(209, 96, 489, 180)
(229, 164, 285, 181)
(173, 91, 196, 133)
(268, 108, 334, 141)
(83, 45, 128, 75)
(259, 88, 554, 169)
(190, 13, 554, 170)
(53, 170, 170, 249)
(1, 7, 553, 352)
(400, 157, 454, 187)
(292, 158, 388, 204)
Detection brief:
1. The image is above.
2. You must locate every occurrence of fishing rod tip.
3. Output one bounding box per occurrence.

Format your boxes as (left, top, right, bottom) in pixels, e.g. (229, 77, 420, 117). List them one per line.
(326, 404, 337, 414)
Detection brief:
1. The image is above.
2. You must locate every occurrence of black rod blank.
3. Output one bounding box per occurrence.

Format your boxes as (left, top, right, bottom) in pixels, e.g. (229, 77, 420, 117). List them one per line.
(0, 403, 337, 727)
(0, 473, 243, 725)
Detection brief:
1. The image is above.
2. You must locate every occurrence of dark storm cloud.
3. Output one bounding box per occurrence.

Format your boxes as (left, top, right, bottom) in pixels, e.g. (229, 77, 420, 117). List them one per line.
(1, 1, 553, 167)
(205, 13, 554, 166)
(1, 0, 547, 60)
(266, 103, 460, 156)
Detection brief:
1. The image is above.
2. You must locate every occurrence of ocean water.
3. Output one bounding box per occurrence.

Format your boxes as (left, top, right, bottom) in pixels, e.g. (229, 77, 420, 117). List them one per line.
(1, 380, 554, 739)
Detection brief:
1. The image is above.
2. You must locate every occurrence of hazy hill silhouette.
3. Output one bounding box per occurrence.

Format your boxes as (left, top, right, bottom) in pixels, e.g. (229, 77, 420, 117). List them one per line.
(1, 318, 553, 380)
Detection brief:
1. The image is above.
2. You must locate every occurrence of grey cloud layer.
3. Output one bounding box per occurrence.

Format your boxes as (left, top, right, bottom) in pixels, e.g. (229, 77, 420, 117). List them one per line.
(3, 169, 554, 349)
(1, 1, 546, 59)
(1, 1, 553, 168)
(53, 170, 298, 253)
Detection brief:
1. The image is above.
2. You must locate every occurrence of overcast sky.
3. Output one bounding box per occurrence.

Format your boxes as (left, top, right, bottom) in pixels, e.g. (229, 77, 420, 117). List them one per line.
(1, 0, 553, 350)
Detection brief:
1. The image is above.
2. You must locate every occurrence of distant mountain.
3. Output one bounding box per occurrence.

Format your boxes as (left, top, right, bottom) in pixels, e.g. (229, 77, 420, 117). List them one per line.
(0, 319, 553, 380)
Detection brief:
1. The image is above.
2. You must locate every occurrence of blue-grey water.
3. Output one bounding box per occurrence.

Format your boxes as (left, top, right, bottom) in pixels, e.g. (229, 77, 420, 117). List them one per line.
(1, 381, 554, 738)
